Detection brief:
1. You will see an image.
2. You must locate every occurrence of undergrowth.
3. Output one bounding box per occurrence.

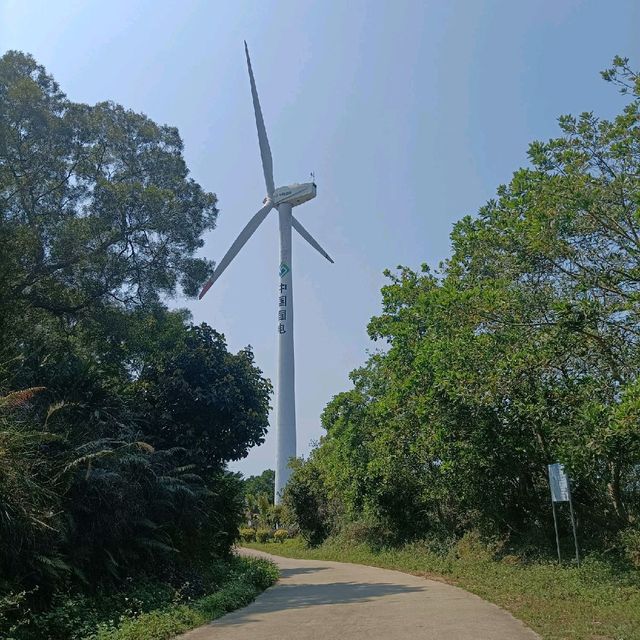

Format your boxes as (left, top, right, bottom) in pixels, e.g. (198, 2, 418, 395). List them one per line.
(2, 556, 278, 640)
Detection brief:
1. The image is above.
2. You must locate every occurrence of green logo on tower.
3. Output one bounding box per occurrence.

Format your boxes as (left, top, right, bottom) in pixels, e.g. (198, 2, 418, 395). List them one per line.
(279, 262, 290, 278)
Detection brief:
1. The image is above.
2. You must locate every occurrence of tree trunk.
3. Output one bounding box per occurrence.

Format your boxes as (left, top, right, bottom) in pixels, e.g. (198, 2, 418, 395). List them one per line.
(607, 461, 628, 525)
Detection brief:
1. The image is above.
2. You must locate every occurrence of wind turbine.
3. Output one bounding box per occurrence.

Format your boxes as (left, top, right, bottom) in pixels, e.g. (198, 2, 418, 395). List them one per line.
(199, 42, 333, 503)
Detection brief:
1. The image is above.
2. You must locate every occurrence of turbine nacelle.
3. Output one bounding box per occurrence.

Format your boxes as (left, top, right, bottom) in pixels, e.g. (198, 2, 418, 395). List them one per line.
(272, 182, 317, 207)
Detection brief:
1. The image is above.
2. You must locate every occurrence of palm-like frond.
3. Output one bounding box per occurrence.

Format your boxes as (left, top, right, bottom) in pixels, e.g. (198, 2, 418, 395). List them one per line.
(0, 387, 47, 409)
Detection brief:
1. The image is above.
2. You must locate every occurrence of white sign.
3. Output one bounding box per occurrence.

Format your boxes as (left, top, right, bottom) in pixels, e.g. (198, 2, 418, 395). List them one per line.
(548, 463, 570, 502)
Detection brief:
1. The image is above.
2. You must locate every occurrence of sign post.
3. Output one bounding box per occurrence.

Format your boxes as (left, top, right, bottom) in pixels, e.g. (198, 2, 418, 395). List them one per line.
(547, 463, 580, 566)
(550, 491, 561, 564)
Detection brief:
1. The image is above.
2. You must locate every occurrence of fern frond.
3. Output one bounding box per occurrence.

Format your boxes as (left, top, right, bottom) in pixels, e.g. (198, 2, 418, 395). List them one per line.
(44, 401, 75, 427)
(63, 449, 116, 472)
(0, 387, 47, 409)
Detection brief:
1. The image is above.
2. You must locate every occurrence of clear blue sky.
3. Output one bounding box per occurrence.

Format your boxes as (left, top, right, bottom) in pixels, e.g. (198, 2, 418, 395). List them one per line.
(2, 1, 638, 476)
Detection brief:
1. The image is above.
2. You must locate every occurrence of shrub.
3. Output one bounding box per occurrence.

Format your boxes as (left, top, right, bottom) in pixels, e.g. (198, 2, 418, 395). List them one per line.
(282, 458, 332, 546)
(620, 528, 640, 569)
(238, 528, 256, 543)
(255, 528, 272, 543)
(92, 557, 278, 640)
(334, 519, 397, 548)
(273, 529, 288, 543)
(454, 531, 503, 563)
(0, 590, 26, 630)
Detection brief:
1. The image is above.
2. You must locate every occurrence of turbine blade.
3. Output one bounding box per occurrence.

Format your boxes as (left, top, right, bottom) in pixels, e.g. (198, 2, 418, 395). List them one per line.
(244, 41, 275, 197)
(292, 216, 334, 264)
(199, 202, 273, 299)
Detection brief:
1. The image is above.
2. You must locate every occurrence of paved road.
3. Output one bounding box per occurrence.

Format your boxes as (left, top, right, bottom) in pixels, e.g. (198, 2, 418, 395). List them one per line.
(178, 548, 539, 640)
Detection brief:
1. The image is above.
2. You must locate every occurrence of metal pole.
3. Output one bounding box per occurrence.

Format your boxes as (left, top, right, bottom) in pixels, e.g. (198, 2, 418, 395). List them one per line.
(551, 499, 561, 564)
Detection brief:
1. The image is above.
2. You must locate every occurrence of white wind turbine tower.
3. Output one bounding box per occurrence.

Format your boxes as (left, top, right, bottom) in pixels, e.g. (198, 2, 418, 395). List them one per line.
(199, 42, 333, 503)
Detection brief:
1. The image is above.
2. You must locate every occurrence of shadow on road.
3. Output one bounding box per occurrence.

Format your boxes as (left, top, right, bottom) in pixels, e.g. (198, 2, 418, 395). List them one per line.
(215, 580, 426, 627)
(279, 565, 330, 578)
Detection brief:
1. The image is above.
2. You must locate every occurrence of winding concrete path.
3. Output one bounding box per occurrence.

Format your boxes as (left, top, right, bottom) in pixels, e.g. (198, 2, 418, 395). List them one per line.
(178, 548, 539, 640)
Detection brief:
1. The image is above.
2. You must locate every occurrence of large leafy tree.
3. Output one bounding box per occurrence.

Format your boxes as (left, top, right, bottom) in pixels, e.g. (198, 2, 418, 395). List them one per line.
(0, 50, 272, 612)
(0, 50, 217, 318)
(287, 57, 640, 545)
(136, 322, 272, 471)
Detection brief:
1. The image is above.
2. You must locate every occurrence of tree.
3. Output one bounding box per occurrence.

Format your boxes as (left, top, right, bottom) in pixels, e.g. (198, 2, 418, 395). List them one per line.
(136, 323, 272, 473)
(243, 469, 275, 502)
(0, 50, 217, 320)
(0, 50, 272, 617)
(283, 458, 333, 545)
(286, 57, 640, 547)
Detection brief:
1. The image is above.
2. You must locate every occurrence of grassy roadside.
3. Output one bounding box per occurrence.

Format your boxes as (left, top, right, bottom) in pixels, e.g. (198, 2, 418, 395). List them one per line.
(91, 556, 278, 640)
(245, 537, 640, 640)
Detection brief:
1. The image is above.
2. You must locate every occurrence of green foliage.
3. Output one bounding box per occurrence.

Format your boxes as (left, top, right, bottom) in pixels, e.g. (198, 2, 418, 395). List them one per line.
(242, 469, 275, 502)
(8, 581, 175, 640)
(619, 528, 640, 569)
(0, 51, 217, 315)
(0, 388, 64, 588)
(0, 591, 26, 632)
(273, 529, 289, 543)
(2, 557, 277, 640)
(138, 325, 272, 470)
(283, 458, 333, 546)
(242, 484, 285, 531)
(255, 528, 272, 543)
(91, 557, 278, 640)
(0, 50, 272, 637)
(285, 56, 640, 551)
(238, 528, 256, 543)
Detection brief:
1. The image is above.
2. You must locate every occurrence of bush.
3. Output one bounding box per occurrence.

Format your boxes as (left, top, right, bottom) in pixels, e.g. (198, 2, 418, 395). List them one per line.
(453, 531, 503, 563)
(620, 528, 640, 569)
(334, 520, 397, 549)
(92, 557, 278, 640)
(282, 458, 332, 546)
(6, 580, 177, 640)
(0, 590, 26, 631)
(255, 528, 272, 543)
(273, 529, 288, 543)
(238, 528, 256, 543)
